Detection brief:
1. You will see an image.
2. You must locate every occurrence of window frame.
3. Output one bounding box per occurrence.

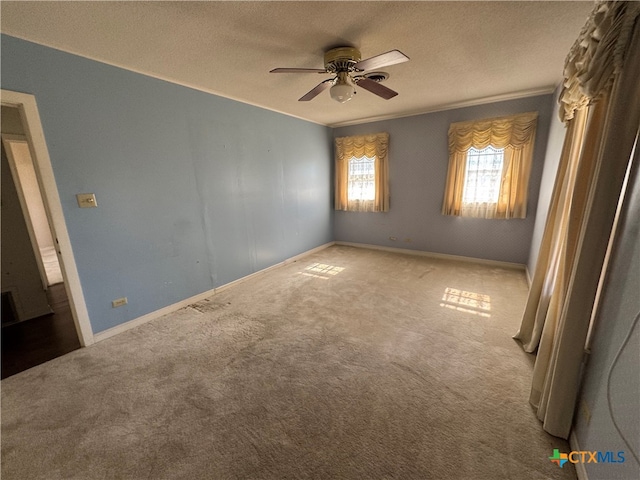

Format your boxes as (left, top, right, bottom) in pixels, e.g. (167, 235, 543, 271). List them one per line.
(462, 145, 505, 205)
(347, 154, 376, 203)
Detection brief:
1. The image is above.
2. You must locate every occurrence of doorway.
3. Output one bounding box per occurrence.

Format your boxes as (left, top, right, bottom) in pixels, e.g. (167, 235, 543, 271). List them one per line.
(2, 134, 63, 290)
(1, 91, 93, 378)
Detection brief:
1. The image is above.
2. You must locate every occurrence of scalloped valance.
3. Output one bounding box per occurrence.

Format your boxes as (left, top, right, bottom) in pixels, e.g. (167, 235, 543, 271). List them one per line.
(448, 112, 538, 155)
(335, 133, 389, 162)
(559, 1, 640, 122)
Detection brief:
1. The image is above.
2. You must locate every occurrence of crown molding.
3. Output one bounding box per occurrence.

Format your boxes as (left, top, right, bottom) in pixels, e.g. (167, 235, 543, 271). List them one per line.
(328, 86, 556, 128)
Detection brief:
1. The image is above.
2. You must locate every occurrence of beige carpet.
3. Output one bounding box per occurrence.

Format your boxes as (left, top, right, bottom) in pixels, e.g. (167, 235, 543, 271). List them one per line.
(1, 245, 576, 479)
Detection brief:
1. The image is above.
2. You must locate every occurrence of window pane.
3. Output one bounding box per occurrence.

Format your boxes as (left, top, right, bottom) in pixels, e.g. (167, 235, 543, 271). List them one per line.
(348, 156, 376, 201)
(463, 146, 504, 204)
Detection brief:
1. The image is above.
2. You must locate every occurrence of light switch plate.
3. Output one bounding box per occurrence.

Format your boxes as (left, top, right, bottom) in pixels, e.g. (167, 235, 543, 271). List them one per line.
(112, 297, 128, 308)
(76, 193, 97, 208)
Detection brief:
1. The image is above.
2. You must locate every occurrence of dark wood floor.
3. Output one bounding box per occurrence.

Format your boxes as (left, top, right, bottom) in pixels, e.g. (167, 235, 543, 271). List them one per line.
(1, 283, 81, 379)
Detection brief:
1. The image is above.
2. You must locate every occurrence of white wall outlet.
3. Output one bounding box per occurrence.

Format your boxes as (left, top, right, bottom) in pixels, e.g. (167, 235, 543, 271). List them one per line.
(112, 297, 128, 308)
(76, 193, 97, 208)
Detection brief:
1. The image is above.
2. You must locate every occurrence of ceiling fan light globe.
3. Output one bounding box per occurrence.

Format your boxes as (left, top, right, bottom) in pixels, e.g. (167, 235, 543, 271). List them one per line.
(330, 83, 355, 103)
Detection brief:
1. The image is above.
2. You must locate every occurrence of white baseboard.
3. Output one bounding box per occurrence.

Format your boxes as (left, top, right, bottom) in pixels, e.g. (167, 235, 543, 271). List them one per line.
(94, 240, 523, 343)
(93, 241, 335, 343)
(525, 266, 532, 287)
(335, 241, 527, 271)
(570, 431, 589, 480)
(92, 287, 218, 343)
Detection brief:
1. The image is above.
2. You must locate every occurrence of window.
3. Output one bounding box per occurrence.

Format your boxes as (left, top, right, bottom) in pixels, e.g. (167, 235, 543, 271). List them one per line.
(348, 156, 376, 202)
(335, 133, 389, 212)
(442, 112, 538, 219)
(462, 146, 505, 205)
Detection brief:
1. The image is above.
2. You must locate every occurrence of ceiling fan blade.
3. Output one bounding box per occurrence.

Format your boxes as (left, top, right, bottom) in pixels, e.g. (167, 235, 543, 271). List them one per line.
(356, 78, 398, 100)
(354, 49, 409, 72)
(270, 68, 327, 74)
(298, 79, 333, 101)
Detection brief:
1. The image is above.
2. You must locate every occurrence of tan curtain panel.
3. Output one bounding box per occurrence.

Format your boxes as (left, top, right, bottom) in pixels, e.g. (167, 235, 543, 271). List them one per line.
(335, 133, 389, 212)
(442, 112, 538, 218)
(514, 108, 588, 353)
(516, 1, 640, 439)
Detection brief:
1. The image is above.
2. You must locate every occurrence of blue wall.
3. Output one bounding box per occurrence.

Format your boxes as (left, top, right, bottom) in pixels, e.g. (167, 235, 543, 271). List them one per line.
(527, 86, 566, 277)
(333, 94, 553, 264)
(1, 35, 333, 334)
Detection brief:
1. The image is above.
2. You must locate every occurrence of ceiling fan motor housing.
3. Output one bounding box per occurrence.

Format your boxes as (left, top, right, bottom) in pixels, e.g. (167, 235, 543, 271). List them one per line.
(324, 47, 362, 72)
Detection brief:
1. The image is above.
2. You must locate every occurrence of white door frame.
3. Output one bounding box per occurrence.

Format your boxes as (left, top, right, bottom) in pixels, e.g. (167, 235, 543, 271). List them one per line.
(1, 89, 94, 346)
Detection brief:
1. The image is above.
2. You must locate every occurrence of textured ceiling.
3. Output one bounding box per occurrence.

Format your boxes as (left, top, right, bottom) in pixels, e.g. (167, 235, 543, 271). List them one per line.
(1, 1, 594, 127)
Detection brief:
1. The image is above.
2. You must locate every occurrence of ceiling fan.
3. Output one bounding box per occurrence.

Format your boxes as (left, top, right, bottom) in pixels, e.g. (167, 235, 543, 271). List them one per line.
(270, 46, 410, 103)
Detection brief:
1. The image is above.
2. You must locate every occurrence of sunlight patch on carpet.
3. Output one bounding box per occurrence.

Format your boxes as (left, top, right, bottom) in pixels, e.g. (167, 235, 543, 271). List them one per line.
(440, 287, 491, 318)
(300, 263, 345, 280)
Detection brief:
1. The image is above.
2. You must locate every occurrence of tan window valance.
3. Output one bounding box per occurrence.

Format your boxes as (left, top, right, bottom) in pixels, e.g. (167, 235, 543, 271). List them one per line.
(335, 132, 389, 161)
(559, 1, 640, 122)
(448, 112, 539, 154)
